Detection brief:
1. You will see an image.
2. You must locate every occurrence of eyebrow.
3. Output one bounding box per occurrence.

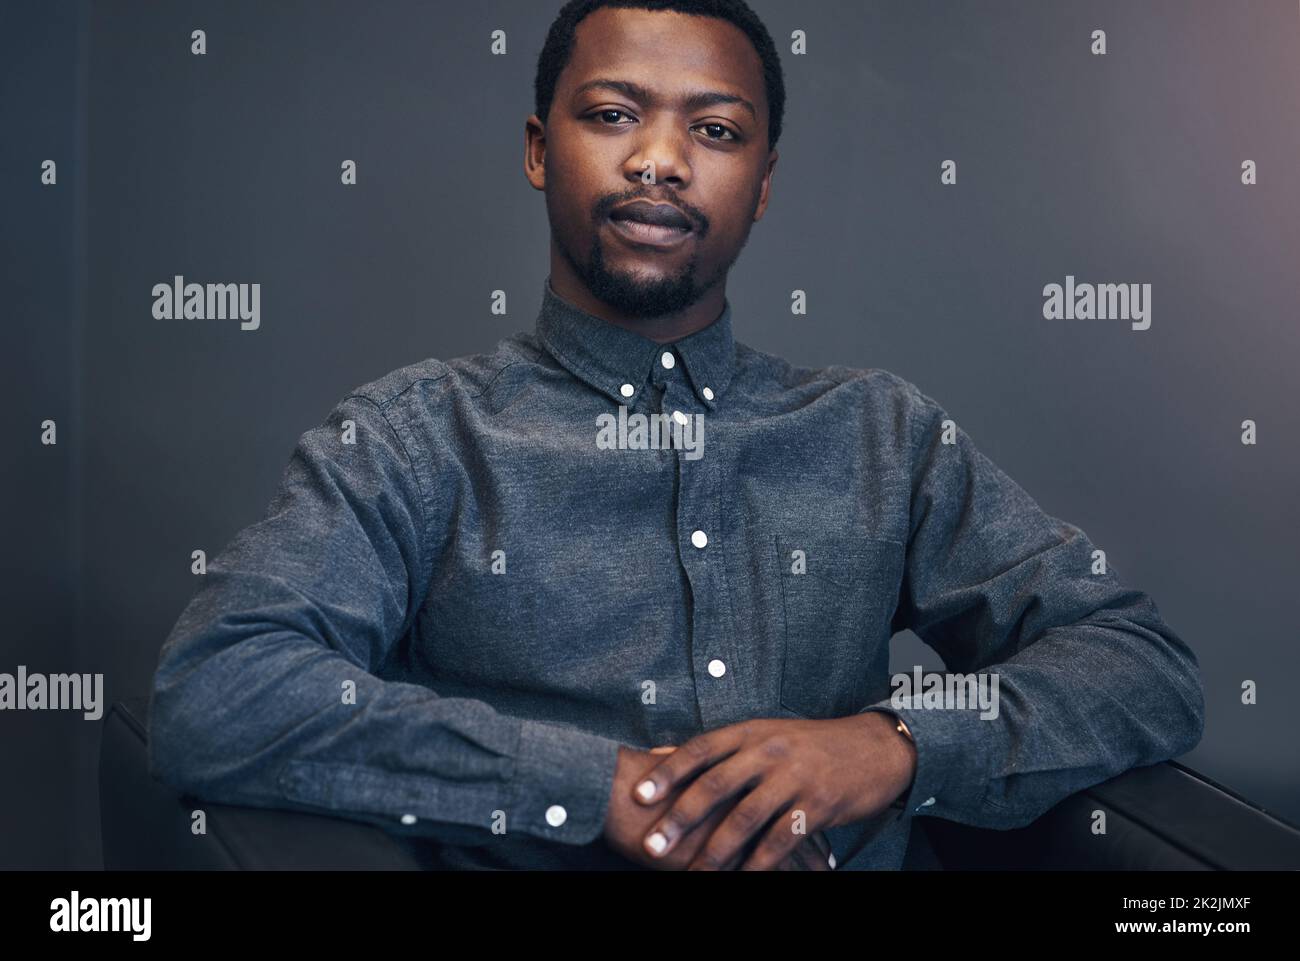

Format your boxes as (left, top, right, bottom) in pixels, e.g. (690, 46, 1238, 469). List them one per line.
(571, 78, 757, 121)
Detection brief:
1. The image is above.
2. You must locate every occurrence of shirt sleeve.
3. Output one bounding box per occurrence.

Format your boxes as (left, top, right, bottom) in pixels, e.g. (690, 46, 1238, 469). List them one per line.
(858, 380, 1205, 828)
(147, 392, 621, 846)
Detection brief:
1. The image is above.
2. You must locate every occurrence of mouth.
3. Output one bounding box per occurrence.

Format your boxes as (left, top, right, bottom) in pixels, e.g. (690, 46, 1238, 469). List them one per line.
(607, 201, 695, 249)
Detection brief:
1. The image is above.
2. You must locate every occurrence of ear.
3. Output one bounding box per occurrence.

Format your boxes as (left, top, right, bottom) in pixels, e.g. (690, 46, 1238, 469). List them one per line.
(524, 114, 547, 191)
(752, 148, 778, 222)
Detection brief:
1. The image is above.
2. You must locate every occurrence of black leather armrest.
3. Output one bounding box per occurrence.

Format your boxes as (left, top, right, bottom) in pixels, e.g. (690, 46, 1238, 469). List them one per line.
(100, 697, 425, 870)
(921, 760, 1300, 870)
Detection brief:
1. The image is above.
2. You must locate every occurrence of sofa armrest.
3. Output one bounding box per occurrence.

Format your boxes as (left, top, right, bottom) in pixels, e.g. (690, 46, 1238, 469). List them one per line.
(920, 760, 1300, 870)
(100, 697, 426, 870)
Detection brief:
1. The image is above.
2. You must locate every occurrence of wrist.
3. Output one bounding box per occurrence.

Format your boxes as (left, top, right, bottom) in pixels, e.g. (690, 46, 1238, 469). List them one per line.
(885, 714, 917, 808)
(855, 710, 917, 809)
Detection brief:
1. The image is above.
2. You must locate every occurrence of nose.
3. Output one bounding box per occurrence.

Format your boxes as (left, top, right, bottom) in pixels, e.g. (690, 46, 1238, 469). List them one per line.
(624, 115, 691, 188)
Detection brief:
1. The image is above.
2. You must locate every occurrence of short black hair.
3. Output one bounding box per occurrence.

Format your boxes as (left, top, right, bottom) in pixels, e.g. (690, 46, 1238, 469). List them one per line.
(534, 0, 786, 150)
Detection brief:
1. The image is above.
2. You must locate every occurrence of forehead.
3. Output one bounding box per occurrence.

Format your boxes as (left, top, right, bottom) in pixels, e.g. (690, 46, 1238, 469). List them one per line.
(560, 7, 767, 109)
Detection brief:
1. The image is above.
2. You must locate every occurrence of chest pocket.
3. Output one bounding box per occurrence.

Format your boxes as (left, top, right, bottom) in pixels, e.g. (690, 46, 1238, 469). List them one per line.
(775, 533, 905, 719)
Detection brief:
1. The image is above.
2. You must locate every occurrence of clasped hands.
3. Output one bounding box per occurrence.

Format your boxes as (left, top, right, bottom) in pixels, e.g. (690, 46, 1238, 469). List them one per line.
(601, 711, 917, 871)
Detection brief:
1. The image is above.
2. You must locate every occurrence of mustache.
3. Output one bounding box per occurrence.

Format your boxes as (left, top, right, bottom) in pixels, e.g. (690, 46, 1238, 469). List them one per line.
(594, 191, 708, 236)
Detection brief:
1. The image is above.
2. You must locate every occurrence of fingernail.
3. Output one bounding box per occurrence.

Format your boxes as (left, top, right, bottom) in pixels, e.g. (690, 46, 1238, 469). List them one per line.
(828, 853, 836, 869)
(636, 779, 657, 801)
(646, 831, 668, 855)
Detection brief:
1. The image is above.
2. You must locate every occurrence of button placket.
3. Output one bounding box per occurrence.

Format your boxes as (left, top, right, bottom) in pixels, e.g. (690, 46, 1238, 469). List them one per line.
(665, 379, 739, 728)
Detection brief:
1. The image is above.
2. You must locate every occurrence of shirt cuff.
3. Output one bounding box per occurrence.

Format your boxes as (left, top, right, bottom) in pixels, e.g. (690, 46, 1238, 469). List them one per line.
(510, 718, 622, 845)
(857, 696, 991, 823)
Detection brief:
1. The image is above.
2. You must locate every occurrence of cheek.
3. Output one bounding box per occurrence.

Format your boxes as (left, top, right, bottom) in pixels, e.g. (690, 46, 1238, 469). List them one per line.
(547, 142, 612, 226)
(703, 196, 754, 248)
(699, 171, 762, 236)
(544, 171, 592, 239)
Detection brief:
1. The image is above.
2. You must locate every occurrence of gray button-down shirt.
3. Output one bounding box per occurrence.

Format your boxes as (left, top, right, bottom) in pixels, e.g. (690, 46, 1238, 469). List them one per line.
(148, 279, 1205, 870)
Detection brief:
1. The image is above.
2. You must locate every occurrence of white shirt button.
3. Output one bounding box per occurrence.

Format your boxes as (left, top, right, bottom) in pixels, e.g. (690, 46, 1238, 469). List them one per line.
(399, 813, 417, 825)
(707, 659, 726, 678)
(702, 387, 714, 401)
(672, 410, 688, 426)
(545, 804, 568, 827)
(661, 351, 675, 369)
(620, 383, 634, 398)
(691, 529, 708, 549)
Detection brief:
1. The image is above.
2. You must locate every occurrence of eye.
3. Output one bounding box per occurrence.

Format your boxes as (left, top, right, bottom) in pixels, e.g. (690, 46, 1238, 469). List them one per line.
(593, 109, 636, 125)
(695, 123, 737, 142)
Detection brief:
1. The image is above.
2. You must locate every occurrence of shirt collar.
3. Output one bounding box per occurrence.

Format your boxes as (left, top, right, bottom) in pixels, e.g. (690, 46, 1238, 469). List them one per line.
(534, 277, 735, 410)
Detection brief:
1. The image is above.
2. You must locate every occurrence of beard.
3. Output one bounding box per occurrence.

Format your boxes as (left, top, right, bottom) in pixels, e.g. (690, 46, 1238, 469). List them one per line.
(576, 237, 705, 319)
(549, 182, 759, 320)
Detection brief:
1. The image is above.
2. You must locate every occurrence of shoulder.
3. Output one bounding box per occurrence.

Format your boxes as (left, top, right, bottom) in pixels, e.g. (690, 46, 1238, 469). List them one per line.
(336, 334, 539, 422)
(733, 339, 930, 414)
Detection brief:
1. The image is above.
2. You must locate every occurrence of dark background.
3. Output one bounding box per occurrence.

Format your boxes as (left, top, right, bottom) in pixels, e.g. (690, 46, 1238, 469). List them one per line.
(3, 0, 1297, 869)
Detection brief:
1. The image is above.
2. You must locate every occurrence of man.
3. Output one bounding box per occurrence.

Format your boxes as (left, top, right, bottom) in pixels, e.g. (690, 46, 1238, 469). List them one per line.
(148, 0, 1205, 871)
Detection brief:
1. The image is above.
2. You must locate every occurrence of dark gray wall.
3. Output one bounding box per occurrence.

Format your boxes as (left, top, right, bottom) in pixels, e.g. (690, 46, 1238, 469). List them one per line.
(1, 0, 89, 870)
(3, 0, 1297, 869)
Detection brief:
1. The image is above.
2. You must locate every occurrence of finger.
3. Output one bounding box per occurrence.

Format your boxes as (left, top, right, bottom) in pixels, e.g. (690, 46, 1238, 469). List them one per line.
(715, 822, 766, 871)
(703, 804, 767, 871)
(642, 752, 764, 859)
(755, 830, 831, 872)
(738, 803, 823, 872)
(648, 745, 677, 754)
(633, 727, 744, 805)
(775, 841, 814, 872)
(687, 781, 796, 871)
(809, 829, 836, 869)
(789, 838, 830, 871)
(803, 834, 833, 870)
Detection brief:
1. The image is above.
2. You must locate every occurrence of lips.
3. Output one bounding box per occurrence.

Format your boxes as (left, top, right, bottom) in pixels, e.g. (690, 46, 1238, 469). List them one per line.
(610, 201, 692, 232)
